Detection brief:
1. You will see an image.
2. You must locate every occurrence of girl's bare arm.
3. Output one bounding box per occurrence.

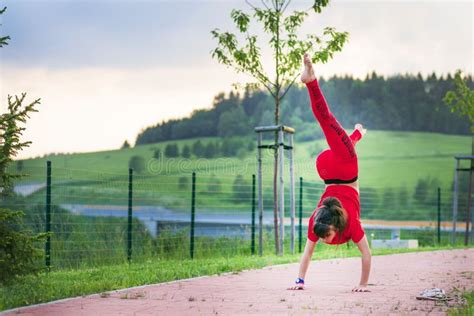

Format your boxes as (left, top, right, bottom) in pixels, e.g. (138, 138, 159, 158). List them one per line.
(353, 235, 372, 292)
(288, 239, 316, 290)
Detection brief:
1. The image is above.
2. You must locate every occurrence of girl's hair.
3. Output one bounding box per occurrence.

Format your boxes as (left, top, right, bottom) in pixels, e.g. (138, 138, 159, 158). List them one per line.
(313, 197, 347, 239)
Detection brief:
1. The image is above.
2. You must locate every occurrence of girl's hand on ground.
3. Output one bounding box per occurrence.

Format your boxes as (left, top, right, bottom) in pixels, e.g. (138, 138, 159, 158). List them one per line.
(287, 284, 304, 290)
(352, 285, 370, 292)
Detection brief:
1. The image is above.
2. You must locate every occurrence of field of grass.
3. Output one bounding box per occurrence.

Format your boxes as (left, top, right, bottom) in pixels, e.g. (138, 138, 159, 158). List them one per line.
(1, 244, 470, 312)
(10, 130, 471, 223)
(2, 131, 470, 313)
(15, 131, 470, 188)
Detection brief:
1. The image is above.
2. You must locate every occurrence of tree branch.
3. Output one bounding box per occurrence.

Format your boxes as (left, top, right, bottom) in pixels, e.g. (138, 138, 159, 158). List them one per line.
(259, 78, 277, 99)
(245, 0, 258, 10)
(260, 0, 270, 10)
(281, 0, 291, 14)
(253, 66, 276, 88)
(280, 72, 301, 99)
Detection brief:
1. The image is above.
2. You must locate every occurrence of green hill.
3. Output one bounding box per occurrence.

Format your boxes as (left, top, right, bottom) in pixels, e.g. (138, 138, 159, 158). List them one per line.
(17, 131, 470, 185)
(12, 131, 471, 217)
(16, 131, 471, 184)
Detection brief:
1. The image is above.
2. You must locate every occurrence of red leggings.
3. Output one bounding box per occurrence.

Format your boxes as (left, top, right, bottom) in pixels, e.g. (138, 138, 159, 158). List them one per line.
(306, 79, 361, 181)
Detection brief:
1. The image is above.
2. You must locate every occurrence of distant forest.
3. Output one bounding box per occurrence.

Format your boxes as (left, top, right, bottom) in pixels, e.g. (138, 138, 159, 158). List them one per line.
(135, 72, 472, 146)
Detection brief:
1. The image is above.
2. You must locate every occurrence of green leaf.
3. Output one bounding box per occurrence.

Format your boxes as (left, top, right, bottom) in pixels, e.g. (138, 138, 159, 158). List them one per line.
(231, 9, 250, 33)
(443, 70, 474, 125)
(0, 35, 10, 48)
(283, 11, 307, 33)
(312, 0, 330, 13)
(211, 0, 348, 104)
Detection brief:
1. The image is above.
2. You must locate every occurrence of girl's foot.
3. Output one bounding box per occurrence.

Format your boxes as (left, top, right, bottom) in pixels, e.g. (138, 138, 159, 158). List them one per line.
(301, 53, 316, 83)
(355, 123, 367, 137)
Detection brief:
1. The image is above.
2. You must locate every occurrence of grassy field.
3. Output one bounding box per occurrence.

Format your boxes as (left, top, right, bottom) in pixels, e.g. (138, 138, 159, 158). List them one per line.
(4, 129, 473, 310)
(15, 131, 470, 188)
(1, 244, 470, 312)
(9, 130, 471, 223)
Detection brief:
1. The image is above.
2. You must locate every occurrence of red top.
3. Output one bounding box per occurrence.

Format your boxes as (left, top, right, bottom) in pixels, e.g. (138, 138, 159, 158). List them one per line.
(307, 185, 365, 244)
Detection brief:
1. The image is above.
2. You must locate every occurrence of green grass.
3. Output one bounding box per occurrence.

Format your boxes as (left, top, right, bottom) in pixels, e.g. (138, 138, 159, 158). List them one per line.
(0, 245, 471, 312)
(448, 290, 473, 315)
(15, 130, 470, 189)
(10, 131, 471, 218)
(2, 131, 470, 312)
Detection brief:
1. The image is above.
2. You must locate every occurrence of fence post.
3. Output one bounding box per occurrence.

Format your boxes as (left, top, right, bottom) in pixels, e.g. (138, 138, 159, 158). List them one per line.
(45, 161, 52, 270)
(257, 133, 263, 256)
(437, 187, 441, 244)
(127, 168, 133, 263)
(299, 177, 303, 253)
(452, 159, 460, 245)
(289, 133, 295, 254)
(190, 172, 196, 259)
(278, 129, 285, 255)
(465, 169, 473, 246)
(251, 174, 256, 255)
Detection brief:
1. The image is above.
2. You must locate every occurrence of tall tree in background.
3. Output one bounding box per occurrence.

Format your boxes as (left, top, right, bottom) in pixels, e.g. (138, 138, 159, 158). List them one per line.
(0, 5, 41, 196)
(443, 69, 474, 245)
(128, 155, 146, 174)
(1, 95, 40, 196)
(443, 70, 474, 134)
(121, 140, 131, 149)
(0, 4, 45, 284)
(211, 0, 348, 254)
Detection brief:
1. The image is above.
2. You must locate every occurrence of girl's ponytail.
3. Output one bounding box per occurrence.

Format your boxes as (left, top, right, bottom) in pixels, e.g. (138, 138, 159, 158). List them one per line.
(329, 203, 347, 235)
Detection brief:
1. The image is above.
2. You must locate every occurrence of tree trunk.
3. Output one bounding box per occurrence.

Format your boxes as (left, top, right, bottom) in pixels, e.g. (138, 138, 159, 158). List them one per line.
(465, 136, 474, 245)
(273, 2, 283, 256)
(273, 97, 280, 255)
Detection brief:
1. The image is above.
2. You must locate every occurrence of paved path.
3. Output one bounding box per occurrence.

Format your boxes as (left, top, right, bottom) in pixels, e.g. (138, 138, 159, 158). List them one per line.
(4, 249, 473, 315)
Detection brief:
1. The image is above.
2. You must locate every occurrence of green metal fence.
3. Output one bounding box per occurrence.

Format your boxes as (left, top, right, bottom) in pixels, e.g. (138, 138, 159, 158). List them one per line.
(2, 160, 470, 271)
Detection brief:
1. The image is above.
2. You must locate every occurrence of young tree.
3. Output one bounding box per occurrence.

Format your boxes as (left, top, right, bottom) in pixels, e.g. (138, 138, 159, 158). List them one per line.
(444, 70, 474, 244)
(0, 6, 45, 283)
(128, 155, 146, 174)
(182, 144, 191, 158)
(121, 140, 131, 149)
(1, 94, 40, 196)
(443, 70, 474, 133)
(0, 95, 43, 284)
(0, 6, 40, 195)
(164, 143, 179, 158)
(211, 0, 348, 254)
(192, 140, 204, 157)
(204, 142, 217, 158)
(153, 148, 162, 159)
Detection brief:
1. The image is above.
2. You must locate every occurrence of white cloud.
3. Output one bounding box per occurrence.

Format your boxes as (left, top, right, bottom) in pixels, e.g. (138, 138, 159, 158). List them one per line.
(1, 65, 254, 159)
(1, 0, 472, 159)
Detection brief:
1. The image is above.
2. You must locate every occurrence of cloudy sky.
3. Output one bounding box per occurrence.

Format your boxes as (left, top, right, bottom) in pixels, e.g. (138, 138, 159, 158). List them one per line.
(0, 0, 472, 159)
